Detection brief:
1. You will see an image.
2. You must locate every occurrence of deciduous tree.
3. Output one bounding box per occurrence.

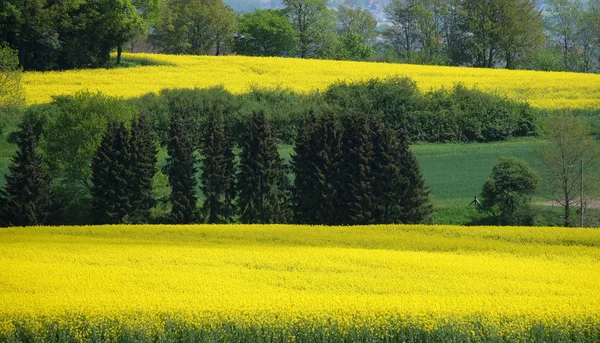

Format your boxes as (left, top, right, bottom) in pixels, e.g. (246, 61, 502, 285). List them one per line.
(40, 91, 135, 188)
(234, 10, 297, 56)
(538, 113, 600, 227)
(546, 0, 582, 71)
(150, 0, 236, 55)
(283, 0, 337, 58)
(481, 157, 540, 225)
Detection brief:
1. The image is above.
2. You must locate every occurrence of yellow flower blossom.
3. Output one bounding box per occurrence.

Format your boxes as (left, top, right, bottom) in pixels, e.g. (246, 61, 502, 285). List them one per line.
(22, 54, 600, 110)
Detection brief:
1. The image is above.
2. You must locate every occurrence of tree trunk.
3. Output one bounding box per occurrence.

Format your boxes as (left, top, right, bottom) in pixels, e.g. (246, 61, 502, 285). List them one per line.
(18, 45, 26, 69)
(505, 52, 513, 69)
(564, 200, 570, 227)
(117, 45, 122, 65)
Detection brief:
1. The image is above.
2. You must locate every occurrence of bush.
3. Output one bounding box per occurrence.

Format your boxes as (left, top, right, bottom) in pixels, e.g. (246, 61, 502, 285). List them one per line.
(324, 77, 422, 137)
(481, 157, 540, 226)
(324, 79, 537, 143)
(128, 79, 538, 146)
(238, 88, 320, 144)
(418, 85, 538, 142)
(159, 87, 241, 150)
(40, 91, 136, 185)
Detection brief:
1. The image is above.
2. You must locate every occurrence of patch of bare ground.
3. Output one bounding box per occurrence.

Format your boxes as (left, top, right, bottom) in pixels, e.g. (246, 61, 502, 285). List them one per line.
(536, 199, 600, 209)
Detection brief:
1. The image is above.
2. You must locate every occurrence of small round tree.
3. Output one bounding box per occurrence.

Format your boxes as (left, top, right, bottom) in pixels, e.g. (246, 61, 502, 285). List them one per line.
(481, 157, 540, 226)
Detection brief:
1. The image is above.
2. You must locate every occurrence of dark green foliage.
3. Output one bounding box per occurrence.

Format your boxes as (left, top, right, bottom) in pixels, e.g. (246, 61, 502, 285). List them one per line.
(237, 111, 291, 224)
(90, 121, 132, 224)
(418, 85, 538, 142)
(397, 137, 433, 224)
(481, 157, 540, 226)
(291, 112, 317, 224)
(201, 107, 236, 224)
(161, 87, 240, 149)
(292, 111, 432, 226)
(167, 112, 199, 224)
(238, 88, 319, 144)
(292, 111, 343, 225)
(0, 120, 53, 227)
(135, 79, 537, 147)
(338, 115, 375, 225)
(324, 78, 538, 143)
(41, 91, 135, 187)
(234, 9, 297, 57)
(370, 119, 406, 224)
(128, 113, 158, 224)
(325, 77, 421, 136)
(128, 93, 171, 146)
(0, 0, 142, 70)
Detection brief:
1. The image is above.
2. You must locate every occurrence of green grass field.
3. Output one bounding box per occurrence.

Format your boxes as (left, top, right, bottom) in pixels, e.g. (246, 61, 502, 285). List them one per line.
(412, 138, 550, 207)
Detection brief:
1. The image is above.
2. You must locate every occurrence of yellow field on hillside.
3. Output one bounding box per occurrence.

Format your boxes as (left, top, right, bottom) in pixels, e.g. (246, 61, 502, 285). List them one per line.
(1, 224, 599, 341)
(23, 53, 600, 110)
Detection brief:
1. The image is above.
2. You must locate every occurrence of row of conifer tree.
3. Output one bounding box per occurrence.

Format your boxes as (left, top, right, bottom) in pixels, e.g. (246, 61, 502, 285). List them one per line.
(0, 110, 432, 227)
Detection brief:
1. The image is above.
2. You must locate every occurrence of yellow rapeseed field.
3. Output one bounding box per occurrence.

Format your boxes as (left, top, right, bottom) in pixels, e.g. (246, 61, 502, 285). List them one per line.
(22, 53, 600, 110)
(1, 224, 599, 341)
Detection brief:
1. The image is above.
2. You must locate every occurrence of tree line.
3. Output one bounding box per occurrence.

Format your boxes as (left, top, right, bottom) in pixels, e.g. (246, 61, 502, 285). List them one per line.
(0, 108, 432, 227)
(1, 0, 599, 72)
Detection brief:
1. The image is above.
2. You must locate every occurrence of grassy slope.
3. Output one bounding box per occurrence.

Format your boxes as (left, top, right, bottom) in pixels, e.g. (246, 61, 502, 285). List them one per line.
(412, 138, 550, 207)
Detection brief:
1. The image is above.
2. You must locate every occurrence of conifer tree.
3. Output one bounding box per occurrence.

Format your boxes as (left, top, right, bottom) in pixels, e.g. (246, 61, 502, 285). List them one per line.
(237, 111, 290, 224)
(291, 111, 318, 223)
(167, 112, 199, 224)
(371, 119, 407, 224)
(90, 121, 131, 224)
(339, 115, 375, 225)
(0, 121, 53, 227)
(128, 113, 158, 223)
(292, 111, 343, 225)
(201, 108, 236, 223)
(222, 123, 237, 221)
(397, 134, 433, 224)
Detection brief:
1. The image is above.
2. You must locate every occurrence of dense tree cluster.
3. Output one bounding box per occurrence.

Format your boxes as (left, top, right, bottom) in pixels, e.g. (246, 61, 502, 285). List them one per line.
(2, 0, 599, 72)
(90, 115, 157, 224)
(0, 0, 144, 70)
(292, 112, 433, 225)
(1, 100, 433, 226)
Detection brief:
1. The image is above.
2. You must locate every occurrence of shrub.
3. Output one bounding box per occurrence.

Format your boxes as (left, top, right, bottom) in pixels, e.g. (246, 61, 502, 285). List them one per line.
(324, 77, 422, 137)
(481, 157, 540, 226)
(418, 85, 538, 142)
(160, 87, 241, 150)
(40, 91, 136, 186)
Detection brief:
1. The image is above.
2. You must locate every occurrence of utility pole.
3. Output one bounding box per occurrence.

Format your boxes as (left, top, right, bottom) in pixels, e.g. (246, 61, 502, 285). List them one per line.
(581, 159, 584, 227)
